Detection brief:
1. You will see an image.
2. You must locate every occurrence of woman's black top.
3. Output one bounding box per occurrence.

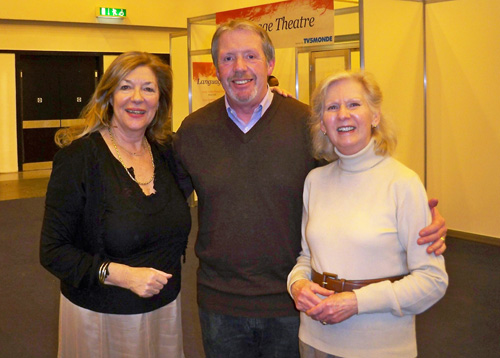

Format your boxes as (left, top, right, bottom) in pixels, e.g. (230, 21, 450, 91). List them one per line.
(40, 131, 191, 314)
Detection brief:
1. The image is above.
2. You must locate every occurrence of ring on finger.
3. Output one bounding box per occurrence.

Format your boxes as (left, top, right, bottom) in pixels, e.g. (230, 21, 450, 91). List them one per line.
(440, 236, 446, 242)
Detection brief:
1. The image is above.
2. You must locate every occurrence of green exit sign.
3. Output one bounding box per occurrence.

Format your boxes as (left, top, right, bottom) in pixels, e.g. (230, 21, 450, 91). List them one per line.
(97, 7, 126, 18)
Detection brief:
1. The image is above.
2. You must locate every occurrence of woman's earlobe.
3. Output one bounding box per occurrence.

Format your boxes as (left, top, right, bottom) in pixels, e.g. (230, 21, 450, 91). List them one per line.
(320, 121, 327, 133)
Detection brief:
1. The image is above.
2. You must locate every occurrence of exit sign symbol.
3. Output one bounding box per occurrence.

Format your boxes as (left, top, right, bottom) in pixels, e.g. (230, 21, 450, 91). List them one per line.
(98, 7, 126, 18)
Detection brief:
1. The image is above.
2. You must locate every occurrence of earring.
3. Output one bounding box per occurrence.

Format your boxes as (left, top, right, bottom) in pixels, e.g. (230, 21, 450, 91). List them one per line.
(322, 130, 327, 136)
(371, 124, 377, 129)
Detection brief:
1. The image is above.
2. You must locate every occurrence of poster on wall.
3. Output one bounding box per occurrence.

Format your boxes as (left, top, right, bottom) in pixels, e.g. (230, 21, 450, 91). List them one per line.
(191, 62, 226, 112)
(215, 0, 334, 48)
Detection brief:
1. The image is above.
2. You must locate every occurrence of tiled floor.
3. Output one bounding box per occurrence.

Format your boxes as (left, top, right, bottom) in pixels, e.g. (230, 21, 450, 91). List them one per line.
(0, 169, 51, 201)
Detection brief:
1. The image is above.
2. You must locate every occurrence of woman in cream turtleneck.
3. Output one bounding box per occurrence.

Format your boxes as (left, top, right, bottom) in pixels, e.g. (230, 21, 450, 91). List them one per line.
(288, 71, 448, 358)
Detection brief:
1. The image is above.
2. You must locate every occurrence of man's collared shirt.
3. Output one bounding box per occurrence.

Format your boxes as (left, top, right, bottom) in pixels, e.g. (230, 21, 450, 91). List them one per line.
(225, 88, 274, 133)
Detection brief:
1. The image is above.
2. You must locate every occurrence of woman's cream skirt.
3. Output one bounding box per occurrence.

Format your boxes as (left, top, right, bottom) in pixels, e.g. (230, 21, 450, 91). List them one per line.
(58, 293, 184, 358)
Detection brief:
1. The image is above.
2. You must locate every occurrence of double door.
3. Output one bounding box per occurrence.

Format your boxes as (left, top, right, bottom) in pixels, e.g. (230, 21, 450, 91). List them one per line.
(17, 54, 100, 170)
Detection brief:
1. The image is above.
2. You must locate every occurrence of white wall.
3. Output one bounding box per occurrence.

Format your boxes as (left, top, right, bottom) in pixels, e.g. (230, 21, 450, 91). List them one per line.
(171, 35, 189, 132)
(363, 0, 500, 240)
(0, 0, 293, 28)
(363, 0, 425, 180)
(426, 0, 500, 239)
(0, 54, 18, 173)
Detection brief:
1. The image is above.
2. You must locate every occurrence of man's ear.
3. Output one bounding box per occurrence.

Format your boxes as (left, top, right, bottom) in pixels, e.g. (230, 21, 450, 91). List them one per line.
(267, 58, 276, 75)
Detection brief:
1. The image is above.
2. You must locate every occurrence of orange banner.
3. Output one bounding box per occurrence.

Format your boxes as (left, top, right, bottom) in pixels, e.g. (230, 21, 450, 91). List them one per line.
(216, 0, 334, 48)
(192, 62, 225, 112)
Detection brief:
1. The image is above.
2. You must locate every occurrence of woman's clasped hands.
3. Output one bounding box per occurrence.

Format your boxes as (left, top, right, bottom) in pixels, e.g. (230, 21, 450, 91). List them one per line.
(291, 279, 358, 325)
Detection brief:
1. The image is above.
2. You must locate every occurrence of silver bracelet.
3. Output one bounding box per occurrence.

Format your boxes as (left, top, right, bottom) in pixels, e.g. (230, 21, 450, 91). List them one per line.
(98, 261, 111, 284)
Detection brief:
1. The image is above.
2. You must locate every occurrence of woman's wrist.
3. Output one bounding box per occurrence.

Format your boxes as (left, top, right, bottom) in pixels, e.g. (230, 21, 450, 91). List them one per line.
(103, 262, 130, 288)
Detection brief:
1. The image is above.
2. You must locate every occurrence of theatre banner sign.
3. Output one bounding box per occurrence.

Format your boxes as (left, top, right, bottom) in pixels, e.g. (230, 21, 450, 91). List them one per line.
(216, 0, 334, 48)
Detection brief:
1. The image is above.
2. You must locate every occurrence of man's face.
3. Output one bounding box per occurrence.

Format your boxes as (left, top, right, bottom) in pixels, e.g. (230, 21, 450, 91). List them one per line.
(216, 29, 275, 112)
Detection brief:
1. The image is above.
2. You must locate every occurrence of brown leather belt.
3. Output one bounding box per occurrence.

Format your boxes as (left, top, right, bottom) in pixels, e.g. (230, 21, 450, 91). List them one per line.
(311, 269, 406, 292)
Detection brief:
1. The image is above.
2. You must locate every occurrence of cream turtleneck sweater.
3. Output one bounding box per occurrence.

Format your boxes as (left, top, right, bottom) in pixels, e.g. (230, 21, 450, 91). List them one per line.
(288, 139, 448, 358)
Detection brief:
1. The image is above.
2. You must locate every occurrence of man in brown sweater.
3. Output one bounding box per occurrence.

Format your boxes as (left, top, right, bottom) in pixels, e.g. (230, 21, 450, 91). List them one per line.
(173, 19, 447, 358)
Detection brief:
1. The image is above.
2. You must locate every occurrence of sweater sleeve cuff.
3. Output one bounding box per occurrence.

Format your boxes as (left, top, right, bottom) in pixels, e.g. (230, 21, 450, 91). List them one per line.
(355, 280, 402, 316)
(287, 269, 310, 298)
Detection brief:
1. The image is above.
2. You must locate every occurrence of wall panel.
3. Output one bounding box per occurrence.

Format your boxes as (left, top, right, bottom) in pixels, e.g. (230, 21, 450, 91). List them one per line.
(363, 0, 425, 180)
(426, 0, 500, 239)
(0, 54, 17, 173)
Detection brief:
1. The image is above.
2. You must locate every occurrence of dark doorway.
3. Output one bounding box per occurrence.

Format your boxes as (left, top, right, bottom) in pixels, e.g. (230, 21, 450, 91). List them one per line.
(16, 54, 100, 171)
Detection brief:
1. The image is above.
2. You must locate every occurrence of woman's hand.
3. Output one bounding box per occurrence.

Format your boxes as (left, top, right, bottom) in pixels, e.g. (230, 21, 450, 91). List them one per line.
(270, 86, 294, 98)
(125, 267, 171, 298)
(418, 198, 447, 255)
(106, 263, 171, 298)
(306, 291, 358, 325)
(291, 279, 334, 312)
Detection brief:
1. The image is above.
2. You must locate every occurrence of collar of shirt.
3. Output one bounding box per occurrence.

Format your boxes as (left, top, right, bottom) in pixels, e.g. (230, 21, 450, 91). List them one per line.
(225, 87, 274, 133)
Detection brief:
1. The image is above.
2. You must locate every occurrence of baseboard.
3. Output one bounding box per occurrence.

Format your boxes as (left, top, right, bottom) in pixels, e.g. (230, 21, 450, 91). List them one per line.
(447, 229, 500, 246)
(23, 161, 52, 171)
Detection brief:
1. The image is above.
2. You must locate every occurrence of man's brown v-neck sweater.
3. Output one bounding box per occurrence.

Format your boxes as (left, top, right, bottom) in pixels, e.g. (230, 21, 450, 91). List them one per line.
(175, 94, 316, 317)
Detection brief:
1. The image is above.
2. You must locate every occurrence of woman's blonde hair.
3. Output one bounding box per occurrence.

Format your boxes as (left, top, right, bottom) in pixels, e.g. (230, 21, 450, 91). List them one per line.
(309, 71, 397, 162)
(55, 51, 173, 147)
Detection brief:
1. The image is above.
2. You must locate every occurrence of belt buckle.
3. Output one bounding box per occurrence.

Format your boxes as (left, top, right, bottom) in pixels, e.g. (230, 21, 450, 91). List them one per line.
(321, 272, 338, 288)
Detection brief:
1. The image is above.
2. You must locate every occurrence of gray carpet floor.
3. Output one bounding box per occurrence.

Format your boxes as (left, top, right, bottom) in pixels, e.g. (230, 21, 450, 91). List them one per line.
(0, 197, 499, 357)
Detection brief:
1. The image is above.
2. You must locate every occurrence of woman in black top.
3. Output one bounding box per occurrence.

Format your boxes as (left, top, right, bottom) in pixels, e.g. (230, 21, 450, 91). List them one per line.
(40, 51, 191, 357)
